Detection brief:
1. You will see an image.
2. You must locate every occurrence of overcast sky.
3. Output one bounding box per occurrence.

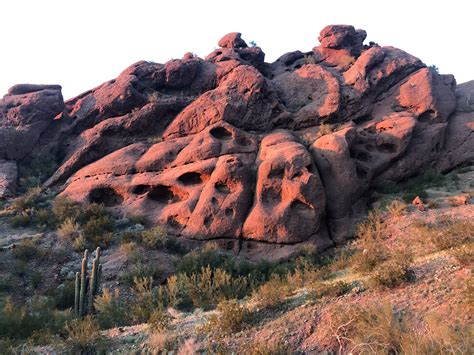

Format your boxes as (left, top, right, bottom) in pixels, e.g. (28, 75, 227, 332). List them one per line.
(1, 0, 472, 100)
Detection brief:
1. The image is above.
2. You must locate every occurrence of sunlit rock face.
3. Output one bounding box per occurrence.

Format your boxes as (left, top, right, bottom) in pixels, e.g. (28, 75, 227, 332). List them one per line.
(2, 25, 472, 257)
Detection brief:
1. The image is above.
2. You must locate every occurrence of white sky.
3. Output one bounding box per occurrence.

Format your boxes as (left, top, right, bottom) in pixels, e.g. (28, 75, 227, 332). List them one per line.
(1, 0, 472, 100)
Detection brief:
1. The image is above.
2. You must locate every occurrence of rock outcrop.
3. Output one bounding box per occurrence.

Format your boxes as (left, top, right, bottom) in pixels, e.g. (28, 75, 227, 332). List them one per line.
(1, 25, 472, 256)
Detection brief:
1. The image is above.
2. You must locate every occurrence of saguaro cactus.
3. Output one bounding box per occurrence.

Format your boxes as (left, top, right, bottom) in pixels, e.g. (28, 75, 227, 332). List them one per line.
(74, 247, 102, 316)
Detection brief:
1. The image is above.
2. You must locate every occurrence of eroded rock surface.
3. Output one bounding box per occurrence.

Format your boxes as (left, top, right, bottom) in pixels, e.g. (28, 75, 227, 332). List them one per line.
(2, 25, 472, 255)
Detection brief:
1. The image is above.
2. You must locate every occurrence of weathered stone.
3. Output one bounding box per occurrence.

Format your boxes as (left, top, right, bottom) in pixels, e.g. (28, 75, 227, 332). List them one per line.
(0, 24, 472, 256)
(0, 160, 17, 198)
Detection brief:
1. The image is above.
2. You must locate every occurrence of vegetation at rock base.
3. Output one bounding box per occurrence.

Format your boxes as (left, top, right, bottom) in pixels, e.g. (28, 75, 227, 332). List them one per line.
(0, 163, 472, 353)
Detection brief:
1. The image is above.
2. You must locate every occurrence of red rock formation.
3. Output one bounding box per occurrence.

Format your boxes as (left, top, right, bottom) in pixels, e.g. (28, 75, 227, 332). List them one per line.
(1, 25, 472, 257)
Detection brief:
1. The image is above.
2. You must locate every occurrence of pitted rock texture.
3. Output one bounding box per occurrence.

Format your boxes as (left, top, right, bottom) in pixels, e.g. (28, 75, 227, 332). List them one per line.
(1, 25, 473, 254)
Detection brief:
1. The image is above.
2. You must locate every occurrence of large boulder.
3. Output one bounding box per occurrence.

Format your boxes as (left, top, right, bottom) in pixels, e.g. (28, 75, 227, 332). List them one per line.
(0, 160, 17, 198)
(163, 65, 285, 138)
(1, 24, 472, 256)
(318, 25, 366, 51)
(242, 131, 327, 244)
(218, 32, 248, 49)
(436, 81, 474, 171)
(0, 84, 64, 160)
(272, 64, 341, 127)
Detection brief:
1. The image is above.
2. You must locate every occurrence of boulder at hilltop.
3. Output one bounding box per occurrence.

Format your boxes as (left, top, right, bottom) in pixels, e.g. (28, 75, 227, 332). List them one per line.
(2, 25, 472, 258)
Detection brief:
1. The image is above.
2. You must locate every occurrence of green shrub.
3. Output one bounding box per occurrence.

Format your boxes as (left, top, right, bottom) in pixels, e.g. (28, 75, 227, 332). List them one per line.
(430, 218, 473, 250)
(12, 261, 28, 278)
(0, 296, 72, 343)
(0, 278, 14, 293)
(370, 257, 414, 289)
(386, 199, 406, 218)
(50, 280, 76, 310)
(323, 302, 406, 354)
(400, 313, 473, 354)
(176, 243, 282, 283)
(251, 275, 292, 309)
(148, 307, 172, 331)
(53, 199, 116, 249)
(17, 154, 58, 192)
(180, 266, 250, 309)
(30, 271, 43, 289)
(10, 187, 44, 213)
(8, 188, 56, 229)
(94, 289, 128, 329)
(52, 197, 83, 223)
(82, 216, 114, 248)
(12, 238, 41, 260)
(127, 214, 148, 225)
(176, 243, 229, 276)
(119, 261, 161, 286)
(57, 218, 82, 240)
(350, 210, 388, 273)
(140, 227, 184, 253)
(64, 315, 102, 353)
(205, 299, 251, 335)
(308, 281, 352, 300)
(129, 277, 160, 323)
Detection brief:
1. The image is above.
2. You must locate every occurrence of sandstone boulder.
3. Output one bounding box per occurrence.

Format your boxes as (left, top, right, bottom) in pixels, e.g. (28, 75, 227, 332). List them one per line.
(243, 131, 326, 244)
(398, 68, 456, 122)
(0, 160, 17, 198)
(318, 25, 366, 52)
(218, 32, 248, 49)
(272, 64, 341, 127)
(0, 84, 64, 160)
(1, 24, 472, 256)
(163, 65, 285, 138)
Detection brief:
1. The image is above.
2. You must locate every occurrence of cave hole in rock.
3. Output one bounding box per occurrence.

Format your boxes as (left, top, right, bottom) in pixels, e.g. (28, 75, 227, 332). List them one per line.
(418, 109, 436, 122)
(290, 199, 313, 212)
(377, 143, 398, 154)
(210, 126, 233, 140)
(132, 184, 151, 195)
(211, 197, 218, 206)
(355, 151, 371, 162)
(362, 126, 376, 135)
(215, 182, 231, 194)
(88, 187, 123, 207)
(167, 216, 182, 228)
(224, 208, 234, 217)
(356, 165, 368, 179)
(292, 171, 303, 179)
(237, 136, 252, 146)
(262, 187, 282, 204)
(148, 185, 179, 203)
(365, 144, 375, 152)
(178, 171, 202, 185)
(204, 215, 212, 227)
(268, 168, 285, 179)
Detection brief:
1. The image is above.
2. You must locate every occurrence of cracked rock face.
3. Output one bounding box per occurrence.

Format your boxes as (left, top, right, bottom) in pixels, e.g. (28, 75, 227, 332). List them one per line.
(1, 25, 472, 256)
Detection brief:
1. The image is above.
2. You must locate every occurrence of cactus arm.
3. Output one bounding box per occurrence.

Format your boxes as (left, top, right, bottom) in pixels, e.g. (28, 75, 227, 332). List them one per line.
(96, 264, 102, 295)
(79, 249, 89, 316)
(74, 272, 80, 315)
(88, 257, 97, 313)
